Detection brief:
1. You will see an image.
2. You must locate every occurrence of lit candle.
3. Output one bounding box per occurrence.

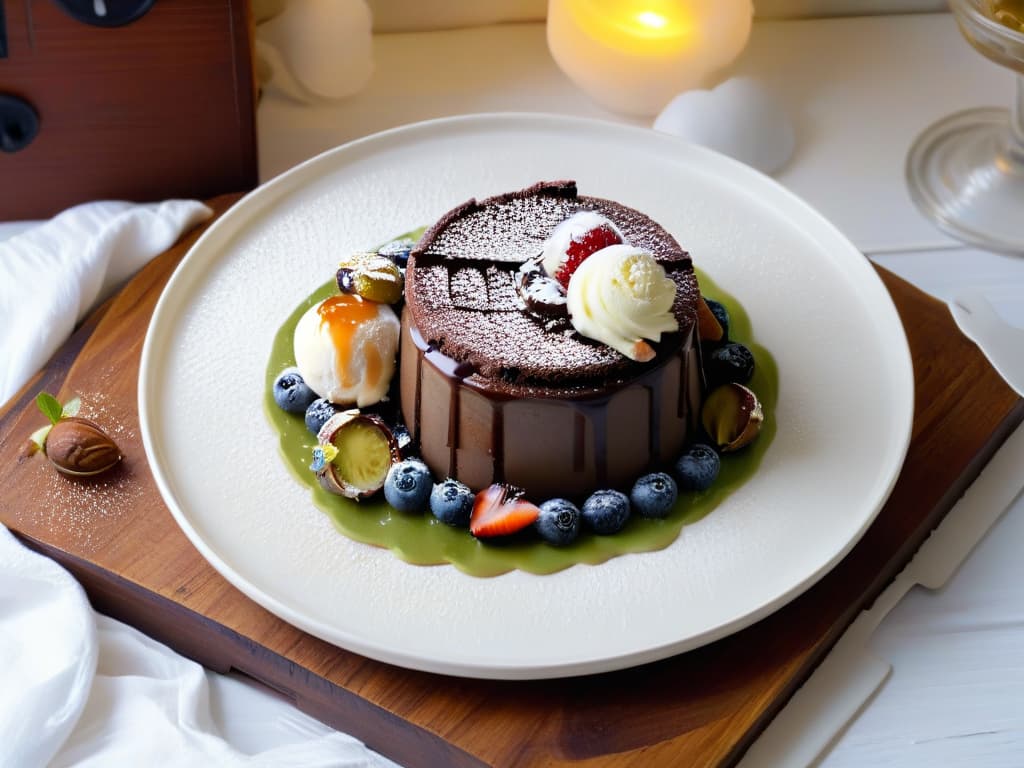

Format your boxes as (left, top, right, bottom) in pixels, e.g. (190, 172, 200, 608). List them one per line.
(547, 0, 753, 117)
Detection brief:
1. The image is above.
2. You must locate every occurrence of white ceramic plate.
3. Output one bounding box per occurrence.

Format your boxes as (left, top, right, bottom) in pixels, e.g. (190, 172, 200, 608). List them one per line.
(140, 114, 913, 680)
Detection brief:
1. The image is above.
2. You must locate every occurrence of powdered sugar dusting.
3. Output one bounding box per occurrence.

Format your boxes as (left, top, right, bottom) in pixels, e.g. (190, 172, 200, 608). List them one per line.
(408, 186, 697, 385)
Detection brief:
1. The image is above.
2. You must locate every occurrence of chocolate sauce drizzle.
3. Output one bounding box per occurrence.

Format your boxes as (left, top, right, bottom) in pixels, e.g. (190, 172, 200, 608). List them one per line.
(405, 318, 700, 492)
(491, 403, 505, 483)
(401, 181, 702, 496)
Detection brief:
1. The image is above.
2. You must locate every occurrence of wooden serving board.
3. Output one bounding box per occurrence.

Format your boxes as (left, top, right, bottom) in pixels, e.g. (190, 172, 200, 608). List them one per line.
(1, 195, 1022, 768)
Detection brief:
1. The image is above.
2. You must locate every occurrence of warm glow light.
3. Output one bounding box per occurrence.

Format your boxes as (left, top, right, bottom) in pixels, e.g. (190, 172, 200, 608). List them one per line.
(603, 4, 694, 44)
(547, 0, 754, 116)
(636, 10, 668, 29)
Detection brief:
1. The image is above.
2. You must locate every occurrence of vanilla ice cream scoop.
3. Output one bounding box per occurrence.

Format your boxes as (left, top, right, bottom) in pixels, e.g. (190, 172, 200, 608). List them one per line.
(566, 244, 678, 361)
(293, 294, 400, 407)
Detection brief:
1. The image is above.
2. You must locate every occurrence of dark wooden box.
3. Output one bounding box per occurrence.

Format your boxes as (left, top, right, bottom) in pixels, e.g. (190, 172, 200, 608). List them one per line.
(0, 0, 257, 220)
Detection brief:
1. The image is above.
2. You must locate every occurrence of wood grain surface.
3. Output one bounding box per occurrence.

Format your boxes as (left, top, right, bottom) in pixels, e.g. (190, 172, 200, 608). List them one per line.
(0, 1, 256, 220)
(1, 194, 1021, 768)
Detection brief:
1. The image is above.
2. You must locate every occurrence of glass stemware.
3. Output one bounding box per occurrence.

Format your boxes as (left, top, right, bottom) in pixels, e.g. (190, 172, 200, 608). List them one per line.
(906, 0, 1024, 253)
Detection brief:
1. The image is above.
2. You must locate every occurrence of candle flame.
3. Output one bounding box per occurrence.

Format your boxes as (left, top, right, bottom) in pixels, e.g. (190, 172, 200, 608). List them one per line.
(636, 10, 668, 29)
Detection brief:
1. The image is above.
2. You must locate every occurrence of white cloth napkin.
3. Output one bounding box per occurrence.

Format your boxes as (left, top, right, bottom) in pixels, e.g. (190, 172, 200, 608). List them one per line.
(0, 528, 397, 767)
(0, 201, 397, 767)
(0, 526, 96, 768)
(0, 200, 212, 406)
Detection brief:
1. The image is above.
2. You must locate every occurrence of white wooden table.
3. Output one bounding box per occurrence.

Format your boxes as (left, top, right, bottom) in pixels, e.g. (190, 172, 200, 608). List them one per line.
(255, 13, 1024, 766)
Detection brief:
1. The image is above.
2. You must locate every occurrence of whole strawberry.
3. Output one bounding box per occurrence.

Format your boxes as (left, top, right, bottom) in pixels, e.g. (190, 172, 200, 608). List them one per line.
(555, 223, 622, 288)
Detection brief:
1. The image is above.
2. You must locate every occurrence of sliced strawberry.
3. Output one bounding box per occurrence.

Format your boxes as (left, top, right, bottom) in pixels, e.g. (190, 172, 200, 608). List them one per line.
(554, 224, 622, 288)
(470, 484, 541, 538)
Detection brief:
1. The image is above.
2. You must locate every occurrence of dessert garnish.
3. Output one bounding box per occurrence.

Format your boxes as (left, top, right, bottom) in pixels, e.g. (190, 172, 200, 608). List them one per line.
(702, 383, 764, 452)
(429, 478, 475, 527)
(706, 342, 755, 387)
(390, 423, 416, 458)
(469, 483, 541, 538)
(534, 498, 581, 546)
(629, 472, 678, 519)
(30, 392, 122, 477)
(376, 237, 414, 268)
(272, 368, 318, 414)
(705, 298, 731, 339)
(540, 211, 624, 287)
(336, 252, 404, 305)
(293, 293, 400, 408)
(304, 397, 342, 435)
(383, 458, 434, 513)
(674, 444, 721, 491)
(697, 297, 725, 342)
(516, 264, 568, 319)
(565, 244, 679, 361)
(313, 410, 400, 498)
(580, 489, 631, 535)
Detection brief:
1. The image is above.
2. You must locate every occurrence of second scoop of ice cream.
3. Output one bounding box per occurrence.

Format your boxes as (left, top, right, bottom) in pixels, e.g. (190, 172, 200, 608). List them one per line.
(566, 244, 678, 361)
(294, 294, 400, 407)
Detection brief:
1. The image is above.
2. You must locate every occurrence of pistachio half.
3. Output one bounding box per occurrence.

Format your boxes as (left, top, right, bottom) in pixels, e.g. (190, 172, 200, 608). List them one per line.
(45, 417, 122, 477)
(314, 410, 401, 498)
(701, 383, 764, 452)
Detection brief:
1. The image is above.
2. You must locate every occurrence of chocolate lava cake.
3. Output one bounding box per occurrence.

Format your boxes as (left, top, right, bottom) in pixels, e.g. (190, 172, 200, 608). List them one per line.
(400, 181, 703, 500)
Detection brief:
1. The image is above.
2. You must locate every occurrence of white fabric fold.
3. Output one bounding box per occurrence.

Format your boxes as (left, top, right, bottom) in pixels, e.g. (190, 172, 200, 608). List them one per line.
(0, 200, 212, 406)
(0, 199, 209, 763)
(0, 199, 397, 766)
(0, 526, 97, 768)
(0, 528, 397, 767)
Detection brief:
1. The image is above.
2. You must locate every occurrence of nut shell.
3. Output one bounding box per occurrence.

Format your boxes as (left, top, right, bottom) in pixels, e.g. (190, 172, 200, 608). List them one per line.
(45, 417, 122, 477)
(316, 410, 401, 498)
(701, 383, 764, 452)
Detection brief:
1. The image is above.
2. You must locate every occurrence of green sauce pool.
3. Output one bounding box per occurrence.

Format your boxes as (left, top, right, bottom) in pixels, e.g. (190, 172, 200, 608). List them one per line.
(265, 252, 778, 578)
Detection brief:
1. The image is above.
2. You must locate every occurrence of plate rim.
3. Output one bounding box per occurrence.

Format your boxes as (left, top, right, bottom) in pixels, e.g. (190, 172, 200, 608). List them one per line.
(139, 112, 915, 679)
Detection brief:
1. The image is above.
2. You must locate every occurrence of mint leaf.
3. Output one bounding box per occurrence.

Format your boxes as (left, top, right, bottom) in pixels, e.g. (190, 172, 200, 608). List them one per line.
(36, 392, 63, 425)
(61, 396, 81, 418)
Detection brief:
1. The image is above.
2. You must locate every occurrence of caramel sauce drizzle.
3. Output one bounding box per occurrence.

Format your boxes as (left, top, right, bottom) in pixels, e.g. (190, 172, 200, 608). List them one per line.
(317, 294, 380, 390)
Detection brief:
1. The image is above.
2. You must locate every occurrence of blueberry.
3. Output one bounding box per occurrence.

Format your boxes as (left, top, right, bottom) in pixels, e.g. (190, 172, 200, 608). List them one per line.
(304, 397, 340, 435)
(336, 266, 356, 294)
(429, 478, 474, 527)
(378, 237, 414, 268)
(273, 368, 318, 414)
(629, 472, 678, 519)
(535, 498, 581, 546)
(707, 343, 755, 387)
(674, 444, 721, 492)
(384, 459, 433, 513)
(581, 489, 630, 535)
(391, 423, 415, 458)
(705, 299, 730, 341)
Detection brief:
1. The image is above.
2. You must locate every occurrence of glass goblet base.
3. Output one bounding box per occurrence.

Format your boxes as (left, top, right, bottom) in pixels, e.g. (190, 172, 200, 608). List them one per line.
(906, 107, 1024, 254)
